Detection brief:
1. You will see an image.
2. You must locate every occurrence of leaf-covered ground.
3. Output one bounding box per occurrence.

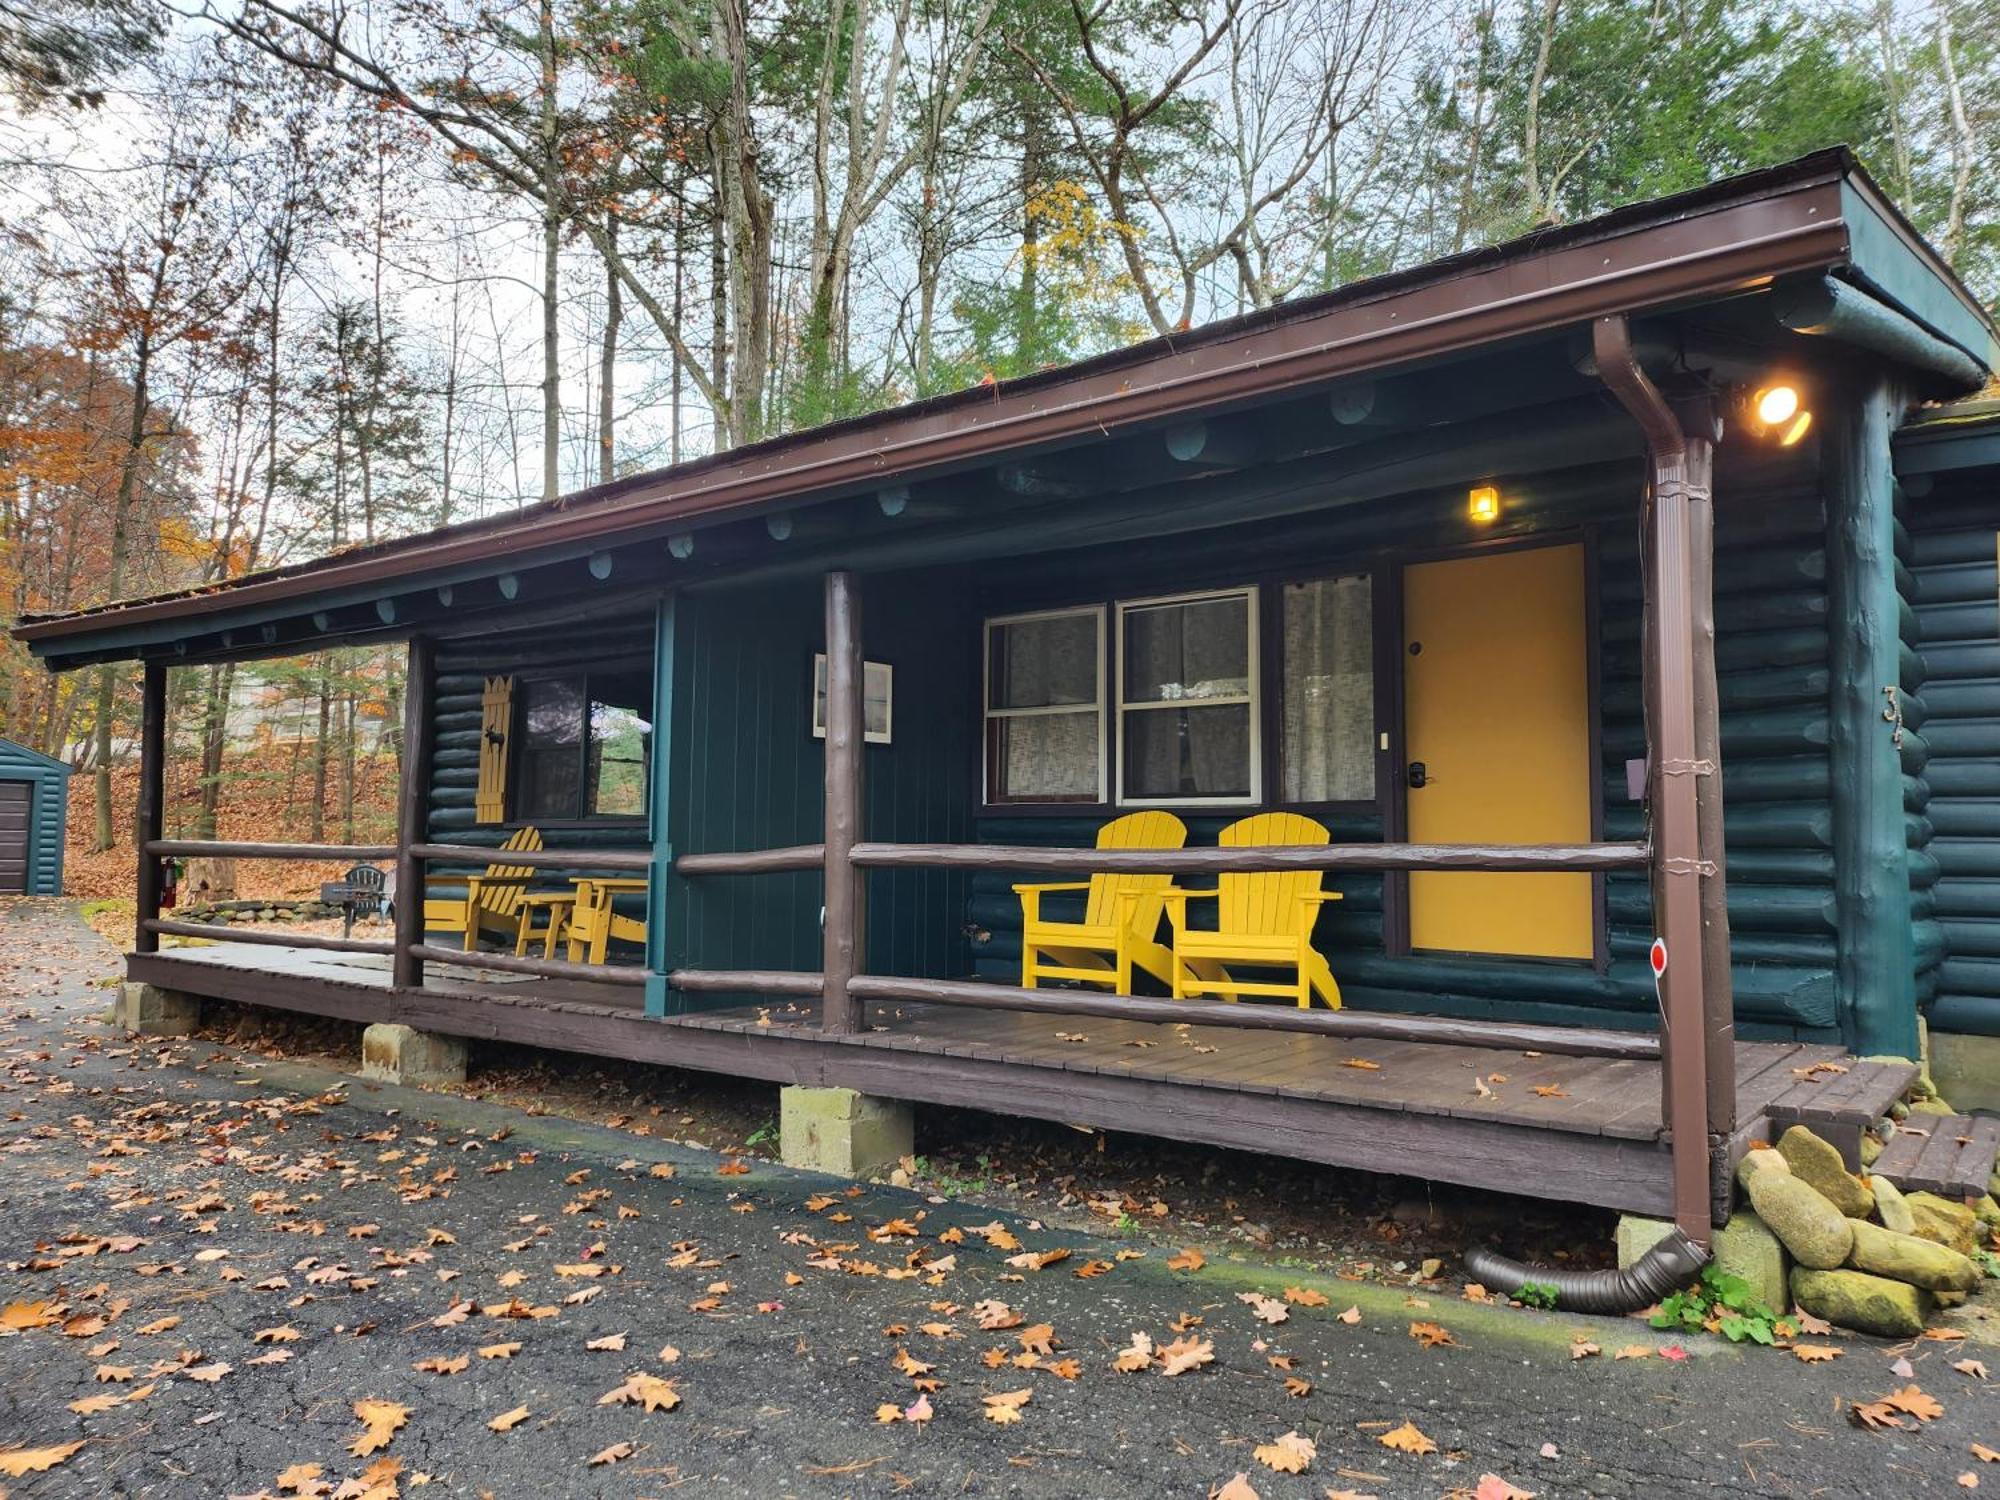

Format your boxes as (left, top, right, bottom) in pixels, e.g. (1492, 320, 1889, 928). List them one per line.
(0, 901, 1995, 1498)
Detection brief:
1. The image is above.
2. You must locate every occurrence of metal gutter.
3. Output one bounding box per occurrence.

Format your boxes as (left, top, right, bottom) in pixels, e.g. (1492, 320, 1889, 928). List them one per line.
(19, 170, 1853, 657)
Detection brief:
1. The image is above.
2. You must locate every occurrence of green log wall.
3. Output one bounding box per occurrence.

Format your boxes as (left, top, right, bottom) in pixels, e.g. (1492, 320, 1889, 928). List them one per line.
(1907, 484, 2000, 1037)
(968, 448, 1848, 1039)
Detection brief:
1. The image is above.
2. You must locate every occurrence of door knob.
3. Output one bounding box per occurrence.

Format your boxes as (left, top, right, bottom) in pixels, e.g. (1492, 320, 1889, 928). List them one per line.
(1407, 761, 1430, 789)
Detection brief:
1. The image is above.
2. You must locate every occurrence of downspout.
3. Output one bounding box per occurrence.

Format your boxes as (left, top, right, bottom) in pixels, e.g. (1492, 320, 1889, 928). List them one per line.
(1465, 314, 1719, 1310)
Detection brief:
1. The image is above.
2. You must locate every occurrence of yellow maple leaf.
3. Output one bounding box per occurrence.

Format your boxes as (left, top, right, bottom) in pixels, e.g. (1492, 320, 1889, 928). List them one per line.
(0, 1440, 86, 1476)
(1253, 1430, 1315, 1473)
(487, 1405, 531, 1432)
(981, 1388, 1032, 1424)
(1379, 1420, 1437, 1454)
(349, 1398, 409, 1456)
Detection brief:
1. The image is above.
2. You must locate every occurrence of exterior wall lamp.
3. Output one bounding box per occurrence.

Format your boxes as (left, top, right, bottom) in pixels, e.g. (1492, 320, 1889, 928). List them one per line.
(1752, 384, 1813, 446)
(1467, 484, 1501, 523)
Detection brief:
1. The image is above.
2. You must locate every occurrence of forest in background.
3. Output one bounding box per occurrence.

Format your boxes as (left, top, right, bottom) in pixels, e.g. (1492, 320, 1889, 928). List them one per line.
(0, 0, 1994, 866)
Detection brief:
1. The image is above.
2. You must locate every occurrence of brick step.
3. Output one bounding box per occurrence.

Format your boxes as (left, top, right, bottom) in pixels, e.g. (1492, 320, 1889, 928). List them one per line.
(1764, 1058, 1921, 1169)
(1871, 1113, 2000, 1199)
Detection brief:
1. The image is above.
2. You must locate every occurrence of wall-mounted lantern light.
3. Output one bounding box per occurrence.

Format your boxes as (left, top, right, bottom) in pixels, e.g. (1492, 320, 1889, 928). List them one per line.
(1752, 383, 1812, 446)
(1468, 484, 1501, 523)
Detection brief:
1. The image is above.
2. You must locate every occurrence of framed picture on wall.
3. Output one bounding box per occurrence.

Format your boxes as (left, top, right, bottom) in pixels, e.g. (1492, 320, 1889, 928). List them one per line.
(812, 655, 893, 744)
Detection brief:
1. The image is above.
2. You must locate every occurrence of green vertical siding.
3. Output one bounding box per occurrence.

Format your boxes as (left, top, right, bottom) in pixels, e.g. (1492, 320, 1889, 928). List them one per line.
(0, 737, 71, 896)
(656, 572, 976, 1011)
(1908, 484, 2000, 1036)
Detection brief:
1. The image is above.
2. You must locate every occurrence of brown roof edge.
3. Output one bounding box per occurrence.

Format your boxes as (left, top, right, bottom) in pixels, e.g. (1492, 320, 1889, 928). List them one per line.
(18, 151, 1866, 649)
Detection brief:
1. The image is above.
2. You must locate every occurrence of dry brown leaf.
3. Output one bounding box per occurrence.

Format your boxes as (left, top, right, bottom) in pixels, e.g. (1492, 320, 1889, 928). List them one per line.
(1212, 1475, 1260, 1500)
(588, 1441, 635, 1467)
(1113, 1332, 1154, 1373)
(1792, 1310, 1834, 1336)
(598, 1372, 681, 1412)
(1379, 1420, 1437, 1455)
(1238, 1292, 1288, 1325)
(1283, 1375, 1311, 1398)
(414, 1355, 469, 1376)
(0, 1300, 60, 1331)
(1337, 1306, 1362, 1325)
(1971, 1443, 2000, 1463)
(0, 1441, 86, 1477)
(274, 1460, 324, 1492)
(349, 1399, 409, 1457)
(973, 1299, 1023, 1331)
(1885, 1384, 1944, 1422)
(1955, 1360, 1990, 1379)
(1283, 1286, 1329, 1308)
(183, 1362, 231, 1383)
(1166, 1247, 1205, 1273)
(981, 1387, 1032, 1425)
(1408, 1320, 1457, 1349)
(1474, 1476, 1537, 1500)
(1253, 1430, 1315, 1473)
(586, 1333, 627, 1352)
(1570, 1340, 1600, 1360)
(487, 1405, 531, 1433)
(478, 1342, 520, 1360)
(1158, 1336, 1215, 1376)
(1612, 1344, 1653, 1361)
(1792, 1344, 1842, 1363)
(1341, 1057, 1382, 1071)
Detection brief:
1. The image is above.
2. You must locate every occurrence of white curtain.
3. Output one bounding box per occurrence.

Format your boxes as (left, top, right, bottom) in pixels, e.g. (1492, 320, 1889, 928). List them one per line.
(1282, 576, 1373, 802)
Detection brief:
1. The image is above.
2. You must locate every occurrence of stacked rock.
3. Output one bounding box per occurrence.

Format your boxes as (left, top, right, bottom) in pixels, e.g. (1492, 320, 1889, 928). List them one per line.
(1737, 1125, 1984, 1338)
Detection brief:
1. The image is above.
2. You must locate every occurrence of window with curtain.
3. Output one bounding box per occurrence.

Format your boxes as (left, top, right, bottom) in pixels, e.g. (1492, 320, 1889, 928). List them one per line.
(984, 608, 1104, 802)
(516, 670, 653, 821)
(1118, 589, 1257, 804)
(1281, 574, 1375, 802)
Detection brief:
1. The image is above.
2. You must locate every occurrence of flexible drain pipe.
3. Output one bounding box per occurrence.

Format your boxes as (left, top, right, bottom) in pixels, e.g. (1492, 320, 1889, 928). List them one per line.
(1464, 1229, 1711, 1314)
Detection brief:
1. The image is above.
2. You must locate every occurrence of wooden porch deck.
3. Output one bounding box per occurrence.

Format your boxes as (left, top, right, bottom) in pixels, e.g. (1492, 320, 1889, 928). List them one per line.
(130, 942, 1919, 1218)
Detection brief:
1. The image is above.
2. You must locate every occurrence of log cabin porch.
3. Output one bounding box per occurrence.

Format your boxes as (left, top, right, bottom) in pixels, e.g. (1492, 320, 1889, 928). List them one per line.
(127, 938, 1926, 1218)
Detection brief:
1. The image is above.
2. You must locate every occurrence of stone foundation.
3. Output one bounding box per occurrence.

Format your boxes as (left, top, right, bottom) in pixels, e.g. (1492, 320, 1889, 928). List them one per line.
(1930, 1030, 2000, 1114)
(360, 1023, 468, 1087)
(1615, 1210, 1788, 1311)
(779, 1085, 912, 1179)
(114, 982, 200, 1037)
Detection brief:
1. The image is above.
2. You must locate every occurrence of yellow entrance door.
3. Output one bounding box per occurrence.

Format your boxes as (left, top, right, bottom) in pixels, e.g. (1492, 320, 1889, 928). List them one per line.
(1403, 542, 1593, 960)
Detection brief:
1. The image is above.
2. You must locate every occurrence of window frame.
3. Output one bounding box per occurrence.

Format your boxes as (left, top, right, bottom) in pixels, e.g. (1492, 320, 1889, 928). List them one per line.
(508, 667, 654, 826)
(980, 604, 1108, 806)
(1115, 585, 1262, 809)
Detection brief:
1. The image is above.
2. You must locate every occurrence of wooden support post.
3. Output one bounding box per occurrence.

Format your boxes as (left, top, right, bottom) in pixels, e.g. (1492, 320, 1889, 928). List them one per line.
(1593, 316, 1713, 1246)
(822, 570, 865, 1035)
(646, 593, 679, 1018)
(1683, 427, 1737, 1149)
(392, 636, 435, 990)
(1826, 376, 1920, 1058)
(133, 661, 167, 956)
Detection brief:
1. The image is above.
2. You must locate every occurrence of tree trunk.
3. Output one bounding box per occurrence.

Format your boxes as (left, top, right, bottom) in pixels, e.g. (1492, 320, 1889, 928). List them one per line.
(310, 659, 331, 843)
(599, 214, 621, 484)
(540, 0, 562, 501)
(196, 661, 234, 838)
(91, 327, 153, 852)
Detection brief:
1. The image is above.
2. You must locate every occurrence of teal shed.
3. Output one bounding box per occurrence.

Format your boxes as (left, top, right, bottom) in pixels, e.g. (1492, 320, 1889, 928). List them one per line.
(0, 736, 72, 895)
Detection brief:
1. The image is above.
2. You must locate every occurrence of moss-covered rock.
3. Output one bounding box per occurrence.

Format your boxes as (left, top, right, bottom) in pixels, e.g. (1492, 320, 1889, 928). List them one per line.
(1735, 1147, 1790, 1190)
(1746, 1170, 1853, 1270)
(1777, 1126, 1875, 1218)
(1712, 1210, 1788, 1312)
(1791, 1267, 1934, 1339)
(1908, 1192, 1979, 1256)
(1975, 1194, 2000, 1231)
(1861, 1133, 1884, 1167)
(1872, 1175, 1916, 1235)
(1909, 1097, 1957, 1117)
(1846, 1219, 1981, 1291)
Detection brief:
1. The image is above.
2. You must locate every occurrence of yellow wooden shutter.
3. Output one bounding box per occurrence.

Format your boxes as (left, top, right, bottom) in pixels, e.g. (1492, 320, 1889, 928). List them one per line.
(476, 675, 514, 823)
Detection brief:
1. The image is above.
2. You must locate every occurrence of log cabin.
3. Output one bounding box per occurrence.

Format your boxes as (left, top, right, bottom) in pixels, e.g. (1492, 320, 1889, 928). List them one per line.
(17, 149, 2000, 1270)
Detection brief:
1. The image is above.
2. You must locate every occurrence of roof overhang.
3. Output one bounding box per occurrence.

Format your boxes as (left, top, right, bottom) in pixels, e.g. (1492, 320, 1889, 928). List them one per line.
(18, 149, 1995, 670)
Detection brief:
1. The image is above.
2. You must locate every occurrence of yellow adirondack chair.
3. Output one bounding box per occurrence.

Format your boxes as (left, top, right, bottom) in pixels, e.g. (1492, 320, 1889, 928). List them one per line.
(1164, 812, 1343, 1009)
(1016, 811, 1188, 994)
(421, 825, 545, 951)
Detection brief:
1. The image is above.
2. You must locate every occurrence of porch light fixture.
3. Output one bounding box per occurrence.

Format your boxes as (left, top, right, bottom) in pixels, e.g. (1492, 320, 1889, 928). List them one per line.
(1467, 485, 1501, 523)
(1752, 383, 1812, 447)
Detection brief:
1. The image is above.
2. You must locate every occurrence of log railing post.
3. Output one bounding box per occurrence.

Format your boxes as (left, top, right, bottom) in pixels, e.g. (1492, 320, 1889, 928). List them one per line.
(392, 636, 435, 990)
(1594, 315, 1714, 1246)
(133, 660, 167, 956)
(821, 570, 865, 1035)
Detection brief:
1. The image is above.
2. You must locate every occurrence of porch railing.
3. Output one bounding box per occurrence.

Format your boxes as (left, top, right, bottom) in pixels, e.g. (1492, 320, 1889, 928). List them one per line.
(136, 837, 652, 989)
